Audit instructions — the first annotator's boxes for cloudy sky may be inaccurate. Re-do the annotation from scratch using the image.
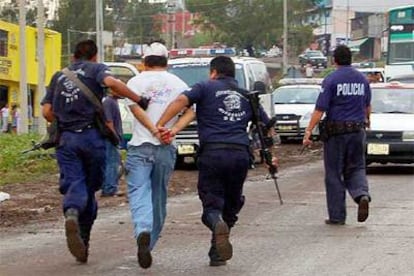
[334,0,413,13]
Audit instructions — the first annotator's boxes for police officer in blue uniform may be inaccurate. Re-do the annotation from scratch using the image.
[303,45,371,225]
[41,40,152,263]
[157,56,270,266]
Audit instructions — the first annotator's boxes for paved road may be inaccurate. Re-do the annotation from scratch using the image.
[1,161,413,276]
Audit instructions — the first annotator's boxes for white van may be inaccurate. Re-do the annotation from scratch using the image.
[167,51,274,164]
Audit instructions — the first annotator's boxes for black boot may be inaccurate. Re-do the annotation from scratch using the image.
[209,243,227,266]
[137,232,152,269]
[213,219,232,261]
[77,224,92,263]
[64,208,87,263]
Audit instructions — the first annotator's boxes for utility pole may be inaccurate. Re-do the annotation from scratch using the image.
[96,0,104,62]
[37,0,46,135]
[167,1,176,49]
[67,29,71,64]
[18,0,28,134]
[345,0,350,45]
[282,0,288,75]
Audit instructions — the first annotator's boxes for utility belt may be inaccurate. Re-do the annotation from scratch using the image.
[64,124,95,133]
[200,143,248,153]
[319,120,365,141]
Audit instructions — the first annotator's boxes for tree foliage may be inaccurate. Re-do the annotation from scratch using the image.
[186,0,316,51]
[0,4,40,27]
[112,0,164,45]
[50,0,165,63]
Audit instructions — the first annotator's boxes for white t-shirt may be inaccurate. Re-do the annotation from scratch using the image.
[1,107,9,118]
[126,70,189,146]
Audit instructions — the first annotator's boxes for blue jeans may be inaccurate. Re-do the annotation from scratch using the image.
[324,130,370,221]
[56,128,105,227]
[125,143,176,250]
[102,140,121,195]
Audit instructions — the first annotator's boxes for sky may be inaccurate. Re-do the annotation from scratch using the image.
[334,0,413,13]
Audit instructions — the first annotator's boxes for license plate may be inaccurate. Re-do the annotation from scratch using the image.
[177,144,195,155]
[367,143,389,155]
[278,125,294,130]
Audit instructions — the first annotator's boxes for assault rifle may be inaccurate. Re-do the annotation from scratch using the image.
[247,81,283,205]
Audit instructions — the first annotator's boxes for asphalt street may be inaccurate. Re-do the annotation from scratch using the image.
[1,161,413,276]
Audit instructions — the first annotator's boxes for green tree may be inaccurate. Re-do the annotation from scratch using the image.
[186,0,315,50]
[0,4,39,27]
[114,0,164,46]
[50,0,114,65]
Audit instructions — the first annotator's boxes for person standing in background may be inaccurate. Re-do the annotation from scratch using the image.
[305,62,314,78]
[101,93,123,197]
[11,104,20,134]
[1,103,9,133]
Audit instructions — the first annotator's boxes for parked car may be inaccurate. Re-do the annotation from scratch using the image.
[167,50,274,165]
[272,79,321,142]
[298,50,327,68]
[366,82,414,165]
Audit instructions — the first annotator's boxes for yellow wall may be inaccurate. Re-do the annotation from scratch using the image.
[0,20,61,117]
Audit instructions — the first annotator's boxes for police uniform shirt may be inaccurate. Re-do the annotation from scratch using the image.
[183,76,266,146]
[42,61,112,131]
[316,66,371,122]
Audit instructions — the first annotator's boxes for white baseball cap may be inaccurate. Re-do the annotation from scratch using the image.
[144,42,168,58]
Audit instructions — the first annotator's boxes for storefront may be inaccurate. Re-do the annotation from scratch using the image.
[0,20,61,130]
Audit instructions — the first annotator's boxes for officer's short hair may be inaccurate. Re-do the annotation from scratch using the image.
[333,45,352,66]
[74,40,98,60]
[210,56,235,78]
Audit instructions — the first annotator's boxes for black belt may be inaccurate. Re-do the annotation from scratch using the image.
[325,121,365,136]
[201,143,248,152]
[72,124,95,133]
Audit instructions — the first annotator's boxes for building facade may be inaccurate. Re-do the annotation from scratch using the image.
[350,12,386,60]
[0,20,61,121]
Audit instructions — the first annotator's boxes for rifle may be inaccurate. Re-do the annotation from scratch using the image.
[21,140,44,154]
[246,81,283,205]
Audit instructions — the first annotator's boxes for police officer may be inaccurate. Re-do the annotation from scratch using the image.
[157,56,270,266]
[303,45,371,225]
[41,40,153,263]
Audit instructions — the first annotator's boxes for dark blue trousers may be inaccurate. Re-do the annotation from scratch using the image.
[197,147,249,230]
[56,128,105,227]
[323,130,370,222]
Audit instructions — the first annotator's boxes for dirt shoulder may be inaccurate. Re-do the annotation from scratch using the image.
[0,143,322,229]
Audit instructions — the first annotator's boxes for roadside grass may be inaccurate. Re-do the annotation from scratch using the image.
[0,133,58,187]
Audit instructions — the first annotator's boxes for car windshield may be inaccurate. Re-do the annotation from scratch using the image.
[273,87,320,104]
[371,88,414,114]
[168,63,246,89]
[108,66,137,83]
